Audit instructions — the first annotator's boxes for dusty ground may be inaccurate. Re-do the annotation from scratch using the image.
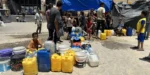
[0,22,150,75]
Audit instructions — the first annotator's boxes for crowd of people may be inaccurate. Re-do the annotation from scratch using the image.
[28,0,150,52]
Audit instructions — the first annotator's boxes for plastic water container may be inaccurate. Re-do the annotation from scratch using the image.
[127,27,132,36]
[100,33,106,40]
[72,27,76,32]
[87,48,95,54]
[107,30,112,36]
[51,54,61,72]
[22,57,38,75]
[111,30,115,36]
[80,37,85,42]
[98,30,101,38]
[122,29,127,36]
[13,46,26,55]
[64,50,76,65]
[132,29,136,36]
[70,32,76,38]
[44,41,55,54]
[0,58,11,72]
[77,33,82,37]
[37,50,51,72]
[0,48,12,57]
[61,55,74,73]
[88,53,99,67]
[75,51,87,63]
[58,45,70,54]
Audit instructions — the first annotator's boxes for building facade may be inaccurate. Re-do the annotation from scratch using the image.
[0,0,56,15]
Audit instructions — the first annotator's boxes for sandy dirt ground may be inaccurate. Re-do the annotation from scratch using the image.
[0,22,150,75]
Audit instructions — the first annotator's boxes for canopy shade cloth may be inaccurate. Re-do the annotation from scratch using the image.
[62,0,113,11]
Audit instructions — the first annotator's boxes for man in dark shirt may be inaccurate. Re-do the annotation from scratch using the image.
[46,3,53,40]
[49,1,63,51]
[80,11,86,31]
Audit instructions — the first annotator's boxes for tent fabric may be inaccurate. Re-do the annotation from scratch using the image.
[62,0,113,11]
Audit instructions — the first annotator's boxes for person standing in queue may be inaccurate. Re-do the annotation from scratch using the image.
[66,13,73,40]
[46,3,53,40]
[96,3,106,38]
[57,9,63,43]
[79,11,86,33]
[49,1,63,51]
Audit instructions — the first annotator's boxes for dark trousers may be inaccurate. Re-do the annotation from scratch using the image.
[53,30,58,52]
[47,28,54,40]
[36,24,42,34]
[53,30,58,44]
[97,20,105,35]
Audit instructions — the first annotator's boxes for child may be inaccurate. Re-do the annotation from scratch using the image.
[66,13,73,40]
[27,32,43,51]
[86,17,93,41]
[115,17,124,36]
[131,11,147,51]
[72,18,77,27]
[106,12,112,29]
[35,11,43,34]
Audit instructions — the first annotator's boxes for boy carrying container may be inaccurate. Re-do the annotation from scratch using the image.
[131,11,147,51]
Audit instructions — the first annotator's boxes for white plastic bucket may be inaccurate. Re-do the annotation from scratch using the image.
[0,58,11,72]
[58,45,70,54]
[75,51,87,63]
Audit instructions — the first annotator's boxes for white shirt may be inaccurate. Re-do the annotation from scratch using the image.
[35,13,43,21]
[41,0,45,5]
[97,7,105,20]
[67,17,72,27]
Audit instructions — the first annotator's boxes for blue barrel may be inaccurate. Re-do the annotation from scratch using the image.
[127,28,132,36]
[37,49,51,72]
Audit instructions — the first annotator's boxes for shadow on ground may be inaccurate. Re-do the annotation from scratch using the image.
[101,40,133,50]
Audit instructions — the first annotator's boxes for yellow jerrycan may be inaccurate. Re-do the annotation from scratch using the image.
[107,30,112,36]
[122,29,127,36]
[64,50,76,65]
[61,55,74,73]
[51,53,62,72]
[22,57,38,75]
[100,33,106,40]
[80,37,85,42]
[104,30,108,36]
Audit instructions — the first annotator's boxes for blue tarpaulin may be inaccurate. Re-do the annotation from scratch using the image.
[62,0,113,11]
